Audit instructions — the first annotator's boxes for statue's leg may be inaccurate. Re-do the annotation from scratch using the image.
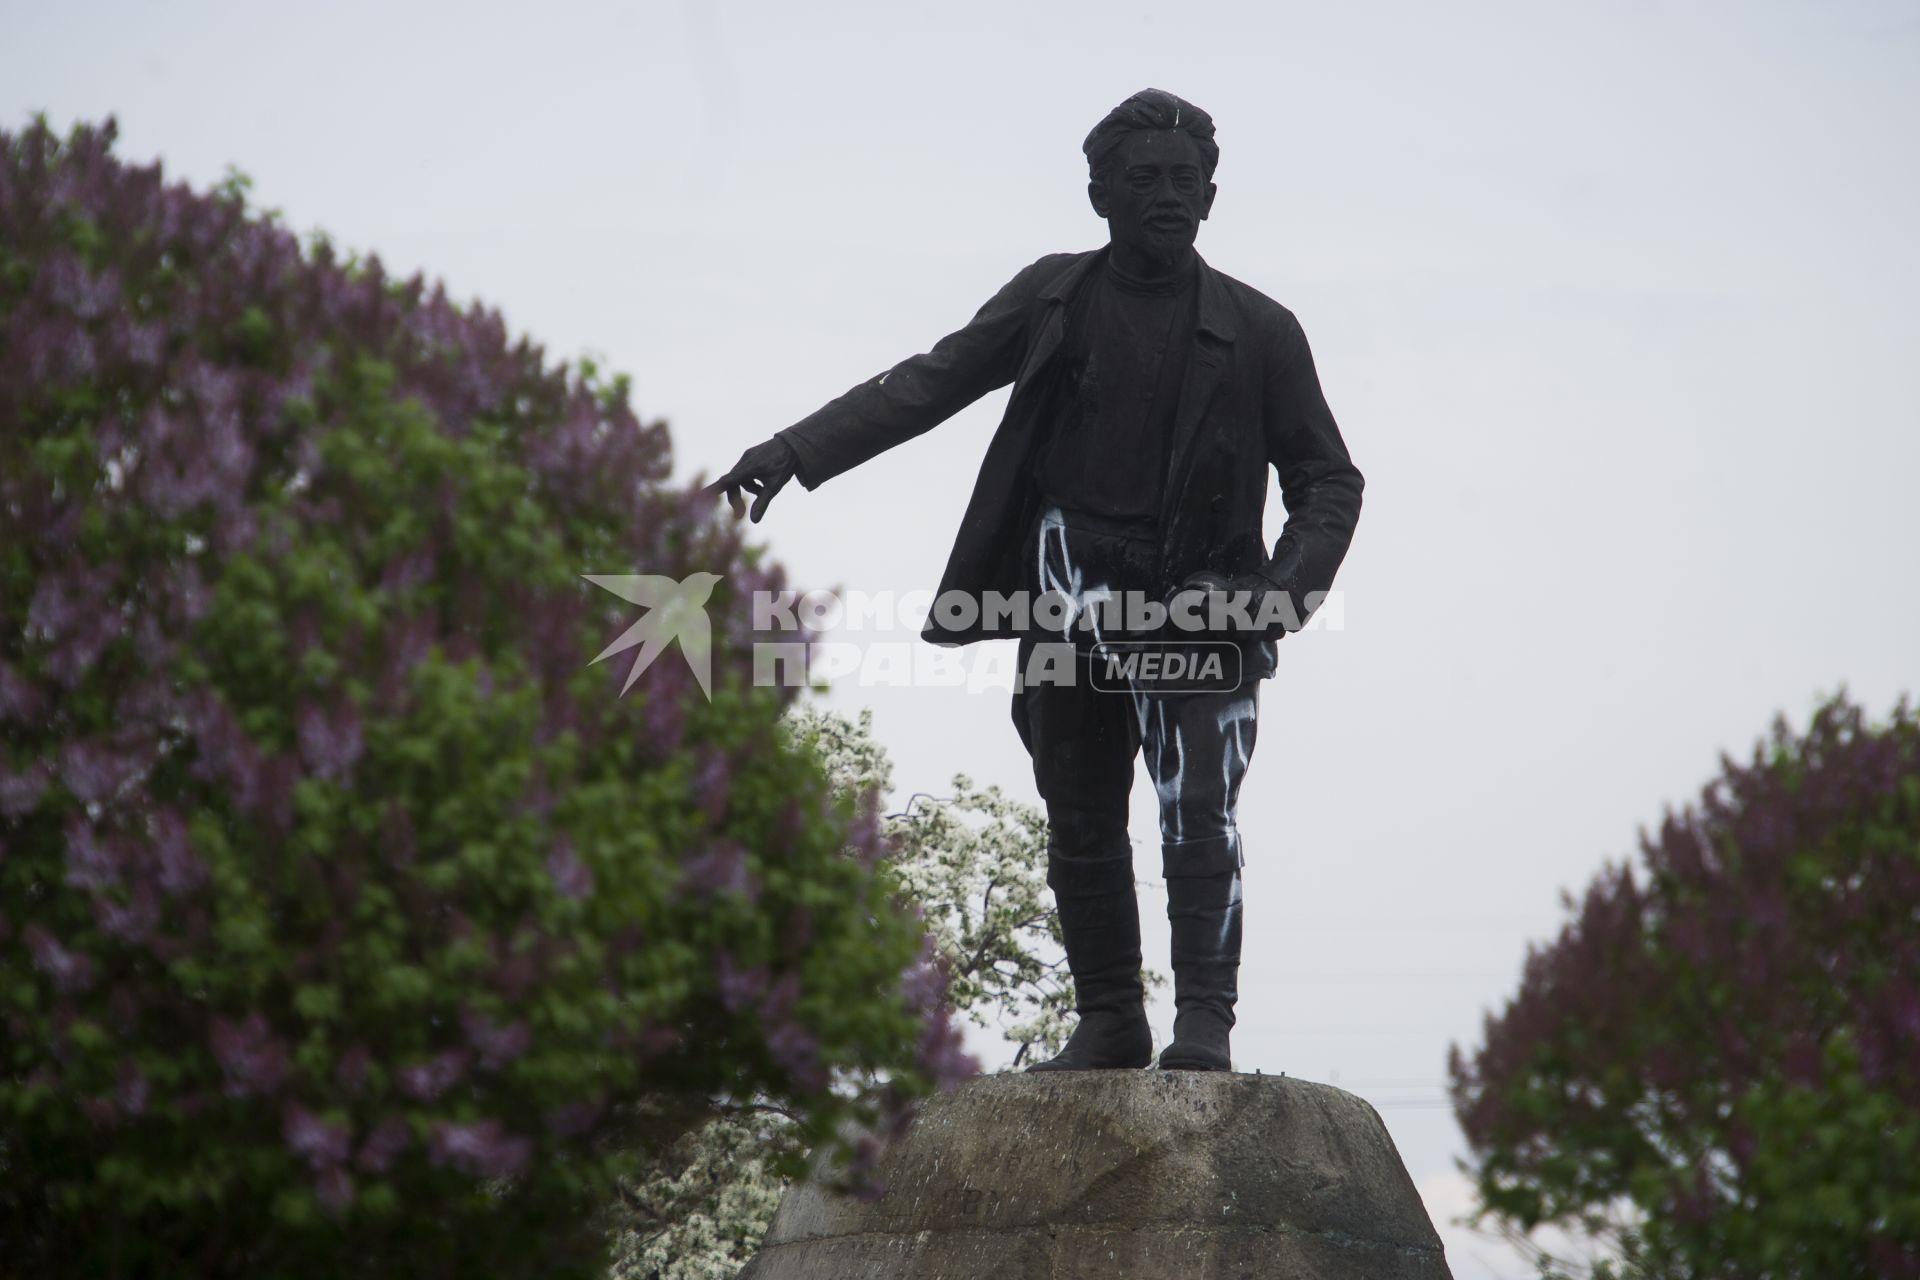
[1140,680,1260,1071]
[1012,642,1152,1072]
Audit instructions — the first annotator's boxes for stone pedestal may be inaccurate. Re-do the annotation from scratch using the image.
[739,1070,1453,1279]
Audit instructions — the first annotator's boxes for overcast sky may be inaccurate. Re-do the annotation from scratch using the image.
[8,0,1917,1273]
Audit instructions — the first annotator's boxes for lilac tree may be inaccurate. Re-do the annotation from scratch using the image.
[1449,693,1920,1278]
[614,704,1168,1277]
[0,117,969,1279]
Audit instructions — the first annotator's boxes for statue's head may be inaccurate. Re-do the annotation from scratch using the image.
[1082,89,1219,263]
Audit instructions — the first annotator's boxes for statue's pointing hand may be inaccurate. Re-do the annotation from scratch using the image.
[707,437,798,523]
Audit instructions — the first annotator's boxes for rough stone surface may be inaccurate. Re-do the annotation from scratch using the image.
[739,1070,1453,1279]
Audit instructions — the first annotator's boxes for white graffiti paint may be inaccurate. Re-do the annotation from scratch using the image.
[1038,506,1259,864]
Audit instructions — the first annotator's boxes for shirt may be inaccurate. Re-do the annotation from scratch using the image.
[1033,254,1199,524]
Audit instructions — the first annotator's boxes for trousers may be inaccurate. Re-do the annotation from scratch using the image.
[1012,504,1259,868]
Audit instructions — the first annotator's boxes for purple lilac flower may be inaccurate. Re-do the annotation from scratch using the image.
[1891,981,1920,1043]
[125,318,163,366]
[716,951,771,1015]
[63,817,123,891]
[516,770,555,821]
[380,611,437,695]
[461,1010,532,1069]
[284,1102,352,1167]
[917,1009,979,1089]
[233,753,299,831]
[25,926,95,994]
[355,1115,411,1173]
[45,605,126,686]
[44,250,120,320]
[545,837,593,900]
[1781,1035,1822,1087]
[296,701,364,782]
[59,326,97,379]
[93,884,159,943]
[639,661,687,754]
[428,1119,532,1180]
[848,793,889,868]
[843,1132,894,1203]
[209,1013,290,1098]
[380,548,436,594]
[62,739,140,806]
[680,839,757,901]
[765,1020,827,1093]
[396,1048,470,1101]
[116,1058,150,1116]
[335,1044,373,1094]
[26,561,117,643]
[692,746,731,824]
[898,943,950,1016]
[0,662,44,721]
[119,674,184,730]
[148,808,208,896]
[286,611,324,660]
[211,505,257,553]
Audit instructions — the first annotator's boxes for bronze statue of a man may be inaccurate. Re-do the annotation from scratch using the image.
[713,89,1363,1072]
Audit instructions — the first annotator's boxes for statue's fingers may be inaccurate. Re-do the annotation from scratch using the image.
[707,457,757,496]
[749,473,786,523]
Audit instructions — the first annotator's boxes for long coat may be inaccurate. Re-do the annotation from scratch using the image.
[776,246,1364,653]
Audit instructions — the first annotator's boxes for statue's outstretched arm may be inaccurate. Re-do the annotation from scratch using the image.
[709,258,1056,522]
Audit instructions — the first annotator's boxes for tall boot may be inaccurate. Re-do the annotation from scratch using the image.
[1027,843,1152,1072]
[1158,835,1243,1072]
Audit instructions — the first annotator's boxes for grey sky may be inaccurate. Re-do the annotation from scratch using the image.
[8,0,1917,1273]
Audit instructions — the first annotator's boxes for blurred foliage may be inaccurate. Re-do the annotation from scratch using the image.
[0,117,969,1279]
[800,703,1086,1063]
[609,704,1168,1277]
[1449,692,1920,1278]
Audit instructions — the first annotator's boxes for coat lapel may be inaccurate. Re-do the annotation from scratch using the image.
[1161,257,1238,519]
[1014,249,1103,391]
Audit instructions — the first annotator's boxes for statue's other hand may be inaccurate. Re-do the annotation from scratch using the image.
[1162,571,1234,640]
[1161,571,1296,643]
[706,436,798,523]
[1230,571,1293,642]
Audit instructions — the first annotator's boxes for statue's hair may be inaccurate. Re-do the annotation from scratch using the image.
[1082,88,1218,182]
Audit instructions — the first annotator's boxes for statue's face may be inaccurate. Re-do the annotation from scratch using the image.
[1089,129,1217,261]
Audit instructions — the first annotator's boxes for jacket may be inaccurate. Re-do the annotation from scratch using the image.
[776,246,1363,652]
